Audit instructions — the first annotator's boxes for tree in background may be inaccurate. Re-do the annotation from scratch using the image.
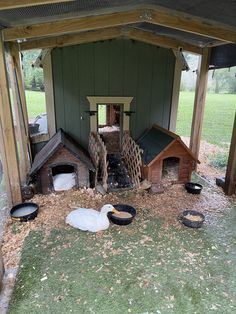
[181,53,236,94]
[210,68,236,94]
[180,53,198,92]
[22,50,44,91]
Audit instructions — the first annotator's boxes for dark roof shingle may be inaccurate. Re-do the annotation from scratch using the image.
[30,129,94,175]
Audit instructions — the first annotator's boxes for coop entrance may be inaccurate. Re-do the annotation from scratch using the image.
[162,157,180,182]
[98,104,122,153]
[51,164,77,191]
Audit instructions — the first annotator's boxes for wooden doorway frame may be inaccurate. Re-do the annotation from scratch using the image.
[87,96,133,133]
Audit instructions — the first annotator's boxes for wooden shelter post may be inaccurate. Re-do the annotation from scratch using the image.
[224,112,236,195]
[169,53,182,132]
[190,48,210,165]
[7,42,31,183]
[43,52,56,138]
[0,32,22,205]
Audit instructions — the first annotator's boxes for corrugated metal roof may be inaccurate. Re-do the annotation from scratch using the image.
[0,1,235,67]
[135,23,217,47]
[151,0,236,28]
[0,0,235,28]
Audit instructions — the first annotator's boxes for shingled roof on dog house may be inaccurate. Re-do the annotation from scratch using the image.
[30,129,95,194]
[137,125,200,184]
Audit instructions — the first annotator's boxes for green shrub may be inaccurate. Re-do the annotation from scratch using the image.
[208,151,228,169]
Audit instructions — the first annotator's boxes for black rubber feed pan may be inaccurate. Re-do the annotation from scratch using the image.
[180,210,205,228]
[185,182,203,194]
[28,123,39,134]
[10,202,39,222]
[108,204,136,225]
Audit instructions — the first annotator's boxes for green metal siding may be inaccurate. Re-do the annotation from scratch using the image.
[52,39,175,148]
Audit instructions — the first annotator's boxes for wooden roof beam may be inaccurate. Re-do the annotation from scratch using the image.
[19,27,202,54]
[19,27,123,50]
[3,7,236,43]
[126,28,202,54]
[0,0,74,10]
[3,9,141,42]
[147,7,236,43]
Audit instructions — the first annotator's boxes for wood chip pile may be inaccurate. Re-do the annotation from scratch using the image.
[2,182,232,271]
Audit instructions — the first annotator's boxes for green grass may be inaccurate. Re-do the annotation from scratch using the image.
[176,91,236,146]
[98,104,107,125]
[25,90,46,119]
[8,195,236,314]
[208,151,229,170]
[25,90,236,147]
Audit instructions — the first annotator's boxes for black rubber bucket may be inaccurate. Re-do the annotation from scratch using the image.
[10,202,39,222]
[28,123,40,134]
[185,182,203,194]
[108,204,136,225]
[180,210,205,228]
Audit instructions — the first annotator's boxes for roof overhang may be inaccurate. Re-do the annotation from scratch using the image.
[0,1,235,67]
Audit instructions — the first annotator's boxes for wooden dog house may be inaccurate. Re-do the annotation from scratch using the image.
[137,125,200,184]
[30,129,95,194]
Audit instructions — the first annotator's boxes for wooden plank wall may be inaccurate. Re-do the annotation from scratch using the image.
[52,39,175,148]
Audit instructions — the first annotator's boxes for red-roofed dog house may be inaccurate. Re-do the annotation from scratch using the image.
[137,125,200,184]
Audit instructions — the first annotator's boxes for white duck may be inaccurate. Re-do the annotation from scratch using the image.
[66,204,120,232]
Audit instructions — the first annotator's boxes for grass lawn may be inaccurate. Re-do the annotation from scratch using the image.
[25,90,46,119]
[8,181,236,314]
[25,90,235,147]
[176,92,236,147]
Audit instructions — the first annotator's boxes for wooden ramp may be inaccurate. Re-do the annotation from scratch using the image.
[107,153,133,191]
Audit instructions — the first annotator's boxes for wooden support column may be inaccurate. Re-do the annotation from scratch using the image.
[0,115,11,202]
[0,33,22,205]
[9,43,30,140]
[190,48,210,164]
[43,52,56,138]
[224,112,236,195]
[169,53,182,132]
[7,43,31,184]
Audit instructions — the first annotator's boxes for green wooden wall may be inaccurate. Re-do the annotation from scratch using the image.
[52,39,175,148]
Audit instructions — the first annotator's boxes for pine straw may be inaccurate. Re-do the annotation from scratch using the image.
[2,184,231,270]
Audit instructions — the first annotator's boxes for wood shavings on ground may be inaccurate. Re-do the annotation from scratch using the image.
[181,137,225,181]
[2,181,232,271]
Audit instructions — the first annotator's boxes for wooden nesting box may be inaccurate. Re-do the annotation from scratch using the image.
[137,125,200,184]
[30,129,95,194]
